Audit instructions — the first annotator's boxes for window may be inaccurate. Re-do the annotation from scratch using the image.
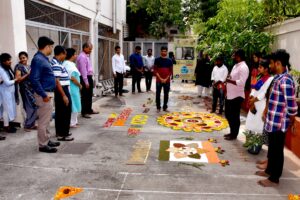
[175,47,194,60]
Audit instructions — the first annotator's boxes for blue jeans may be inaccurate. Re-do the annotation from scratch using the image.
[156,82,170,110]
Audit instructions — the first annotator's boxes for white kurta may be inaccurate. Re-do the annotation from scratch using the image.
[245,76,274,133]
[0,66,16,121]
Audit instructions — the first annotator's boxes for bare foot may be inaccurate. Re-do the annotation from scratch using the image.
[257,179,278,187]
[256,163,268,170]
[256,159,268,165]
[255,170,269,177]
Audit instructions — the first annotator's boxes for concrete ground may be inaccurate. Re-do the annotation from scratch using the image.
[0,79,299,200]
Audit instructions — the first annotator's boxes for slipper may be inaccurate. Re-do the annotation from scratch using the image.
[255,171,269,177]
[257,179,278,187]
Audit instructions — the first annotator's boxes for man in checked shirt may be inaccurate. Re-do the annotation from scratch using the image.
[256,49,298,187]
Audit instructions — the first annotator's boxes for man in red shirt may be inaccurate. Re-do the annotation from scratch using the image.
[154,46,173,112]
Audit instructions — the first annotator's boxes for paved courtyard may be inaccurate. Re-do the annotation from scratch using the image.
[0,79,299,200]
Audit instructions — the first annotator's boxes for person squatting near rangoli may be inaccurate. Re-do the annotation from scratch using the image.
[210,56,228,115]
[256,49,298,187]
[154,46,173,113]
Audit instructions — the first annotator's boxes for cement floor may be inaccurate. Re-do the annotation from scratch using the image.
[0,79,299,200]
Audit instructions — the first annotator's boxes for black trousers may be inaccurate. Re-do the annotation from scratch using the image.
[212,87,225,113]
[114,72,124,96]
[80,75,94,115]
[156,82,170,110]
[132,72,142,92]
[265,131,286,183]
[54,86,72,137]
[225,97,244,137]
[144,71,153,91]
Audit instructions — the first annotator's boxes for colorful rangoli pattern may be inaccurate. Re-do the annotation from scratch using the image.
[159,140,220,163]
[157,112,228,132]
[112,108,133,126]
[103,113,118,128]
[128,114,149,137]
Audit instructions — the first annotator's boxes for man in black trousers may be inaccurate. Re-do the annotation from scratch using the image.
[129,46,144,93]
[51,46,74,141]
[112,46,126,97]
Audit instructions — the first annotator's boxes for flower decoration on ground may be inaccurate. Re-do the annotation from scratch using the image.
[157,112,228,132]
[220,160,230,167]
[215,147,225,154]
[289,194,300,200]
[208,138,217,143]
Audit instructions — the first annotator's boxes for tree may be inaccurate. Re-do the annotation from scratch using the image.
[198,0,274,64]
[127,0,185,38]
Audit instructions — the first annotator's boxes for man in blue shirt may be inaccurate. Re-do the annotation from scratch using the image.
[30,36,60,153]
[129,46,144,93]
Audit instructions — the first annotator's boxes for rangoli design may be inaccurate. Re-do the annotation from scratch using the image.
[112,108,133,126]
[128,114,149,137]
[103,113,118,128]
[159,140,220,163]
[157,112,228,132]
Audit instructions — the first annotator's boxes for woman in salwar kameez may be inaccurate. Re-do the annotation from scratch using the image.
[15,51,37,131]
[0,53,20,133]
[63,48,82,128]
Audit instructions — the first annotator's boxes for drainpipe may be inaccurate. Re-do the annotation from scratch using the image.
[112,0,116,34]
[94,0,101,83]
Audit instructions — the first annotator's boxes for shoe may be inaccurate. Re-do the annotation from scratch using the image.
[39,145,57,153]
[4,127,17,133]
[82,114,91,118]
[163,108,169,112]
[157,109,161,113]
[67,133,72,136]
[119,94,125,97]
[0,136,6,140]
[224,135,237,140]
[138,91,144,93]
[57,136,74,141]
[89,111,99,115]
[48,140,60,147]
[30,125,38,130]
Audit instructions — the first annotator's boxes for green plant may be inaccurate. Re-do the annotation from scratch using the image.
[243,131,264,148]
[197,0,274,62]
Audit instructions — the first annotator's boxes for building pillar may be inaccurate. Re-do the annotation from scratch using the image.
[0,0,27,62]
[89,19,99,83]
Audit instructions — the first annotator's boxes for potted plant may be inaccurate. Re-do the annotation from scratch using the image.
[243,131,264,155]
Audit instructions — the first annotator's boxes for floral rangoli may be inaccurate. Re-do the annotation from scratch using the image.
[157,112,228,132]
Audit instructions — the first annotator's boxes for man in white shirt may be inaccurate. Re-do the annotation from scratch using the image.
[112,46,126,97]
[211,56,228,114]
[143,49,155,92]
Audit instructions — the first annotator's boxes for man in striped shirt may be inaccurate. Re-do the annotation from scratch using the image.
[52,46,74,141]
[256,49,298,187]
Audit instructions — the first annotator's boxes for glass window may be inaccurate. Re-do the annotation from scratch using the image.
[175,47,194,60]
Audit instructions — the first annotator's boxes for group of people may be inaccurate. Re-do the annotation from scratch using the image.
[112,45,173,112]
[0,36,99,154]
[202,49,297,187]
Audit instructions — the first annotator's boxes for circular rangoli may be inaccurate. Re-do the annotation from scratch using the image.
[157,112,228,132]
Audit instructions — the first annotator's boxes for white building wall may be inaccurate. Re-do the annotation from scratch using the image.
[266,17,300,71]
[0,0,27,63]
